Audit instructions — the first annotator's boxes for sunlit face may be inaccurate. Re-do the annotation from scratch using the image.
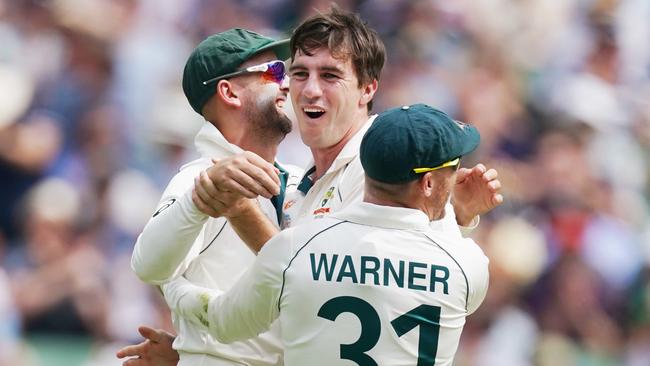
[235,51,292,136]
[289,47,370,149]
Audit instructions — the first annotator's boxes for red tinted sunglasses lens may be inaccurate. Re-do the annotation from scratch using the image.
[261,61,285,83]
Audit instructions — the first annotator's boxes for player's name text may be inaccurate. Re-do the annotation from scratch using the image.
[309,253,450,294]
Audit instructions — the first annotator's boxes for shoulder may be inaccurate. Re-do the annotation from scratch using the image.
[268,217,344,253]
[427,232,489,280]
[159,158,211,199]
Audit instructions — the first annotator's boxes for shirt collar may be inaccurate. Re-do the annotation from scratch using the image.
[331,201,431,232]
[298,114,377,189]
[194,123,243,159]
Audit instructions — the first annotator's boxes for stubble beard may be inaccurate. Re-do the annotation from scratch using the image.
[246,95,293,142]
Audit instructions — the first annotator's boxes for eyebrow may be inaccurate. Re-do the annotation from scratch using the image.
[289,64,344,74]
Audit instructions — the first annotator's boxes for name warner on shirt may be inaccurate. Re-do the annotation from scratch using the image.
[309,253,451,294]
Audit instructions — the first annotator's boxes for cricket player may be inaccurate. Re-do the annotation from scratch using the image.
[191,7,502,246]
[119,7,502,366]
[164,103,490,366]
[129,29,301,366]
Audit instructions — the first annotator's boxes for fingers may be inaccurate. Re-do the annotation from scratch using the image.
[194,175,223,209]
[138,326,162,343]
[116,343,145,358]
[226,154,280,198]
[207,153,280,199]
[492,193,504,205]
[472,163,487,175]
[455,167,472,184]
[192,188,221,217]
[487,179,501,191]
[243,151,280,185]
[482,168,498,182]
[197,171,220,200]
[215,167,274,198]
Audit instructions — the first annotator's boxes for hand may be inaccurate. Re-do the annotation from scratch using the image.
[452,163,503,226]
[192,152,279,218]
[208,152,280,199]
[116,326,179,366]
[193,170,260,218]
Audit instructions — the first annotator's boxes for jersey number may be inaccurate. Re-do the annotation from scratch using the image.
[317,296,441,366]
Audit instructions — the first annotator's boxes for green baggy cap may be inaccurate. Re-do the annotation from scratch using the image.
[360,103,480,184]
[183,28,290,115]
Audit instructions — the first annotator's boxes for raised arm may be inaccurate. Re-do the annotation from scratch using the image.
[452,163,503,226]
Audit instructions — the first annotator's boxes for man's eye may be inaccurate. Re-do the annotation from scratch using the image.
[323,73,339,80]
[290,71,308,78]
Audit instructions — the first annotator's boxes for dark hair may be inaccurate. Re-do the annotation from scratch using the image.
[290,6,386,110]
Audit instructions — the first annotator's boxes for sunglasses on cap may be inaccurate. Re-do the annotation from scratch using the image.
[202,60,286,86]
[413,157,461,174]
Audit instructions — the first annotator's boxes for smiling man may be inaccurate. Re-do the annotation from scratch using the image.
[202,8,500,234]
[119,7,502,366]
[165,103,490,366]
[127,29,300,366]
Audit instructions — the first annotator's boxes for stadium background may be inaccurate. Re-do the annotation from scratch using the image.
[0,0,649,365]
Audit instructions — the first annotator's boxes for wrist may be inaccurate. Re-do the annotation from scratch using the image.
[226,199,260,219]
[452,201,475,227]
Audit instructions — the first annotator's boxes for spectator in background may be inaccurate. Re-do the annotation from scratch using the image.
[4,178,108,336]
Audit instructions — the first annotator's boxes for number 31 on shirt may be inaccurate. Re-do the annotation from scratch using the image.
[318,296,442,366]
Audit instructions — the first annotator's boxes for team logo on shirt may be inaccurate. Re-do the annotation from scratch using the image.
[283,199,296,210]
[312,207,331,217]
[320,186,335,207]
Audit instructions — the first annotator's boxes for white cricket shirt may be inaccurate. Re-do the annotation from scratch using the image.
[164,202,489,366]
[281,115,472,236]
[131,123,301,366]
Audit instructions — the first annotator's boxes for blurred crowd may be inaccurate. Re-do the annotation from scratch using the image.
[0,0,648,365]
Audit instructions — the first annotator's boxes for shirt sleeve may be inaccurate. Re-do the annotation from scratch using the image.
[459,215,480,237]
[462,238,490,315]
[162,229,294,343]
[131,161,210,284]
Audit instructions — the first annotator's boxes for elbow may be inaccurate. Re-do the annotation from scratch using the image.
[130,249,172,285]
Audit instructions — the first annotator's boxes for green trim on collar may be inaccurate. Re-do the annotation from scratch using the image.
[270,162,289,224]
[297,166,316,194]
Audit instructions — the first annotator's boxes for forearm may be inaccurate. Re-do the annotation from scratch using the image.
[452,201,477,227]
[228,202,279,254]
[132,189,208,284]
[163,246,283,344]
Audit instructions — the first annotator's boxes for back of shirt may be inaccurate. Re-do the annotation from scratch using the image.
[278,215,489,366]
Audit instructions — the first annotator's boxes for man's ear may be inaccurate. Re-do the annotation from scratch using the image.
[360,79,378,106]
[216,79,242,108]
[419,172,436,198]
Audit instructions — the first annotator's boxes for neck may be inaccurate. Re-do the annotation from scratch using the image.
[209,119,282,163]
[238,133,281,162]
[311,114,368,180]
[363,178,437,221]
[363,194,412,210]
